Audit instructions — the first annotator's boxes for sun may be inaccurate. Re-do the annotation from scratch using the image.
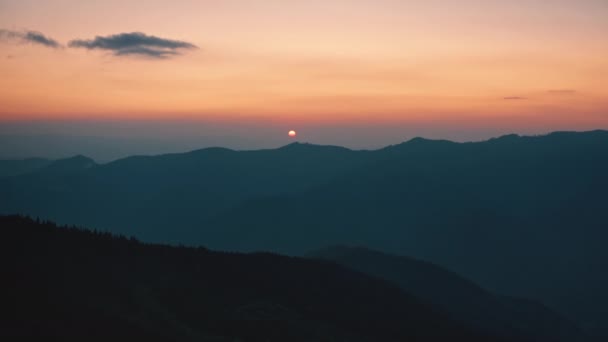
[288,130,297,138]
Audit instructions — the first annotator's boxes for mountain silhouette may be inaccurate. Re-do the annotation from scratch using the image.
[1,130,608,338]
[204,130,608,338]
[2,215,506,342]
[308,245,587,342]
[0,157,50,178]
[35,155,97,175]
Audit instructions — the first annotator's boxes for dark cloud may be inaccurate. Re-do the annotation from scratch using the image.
[115,46,180,58]
[68,32,197,59]
[23,31,62,48]
[503,96,527,100]
[548,89,576,95]
[0,29,61,48]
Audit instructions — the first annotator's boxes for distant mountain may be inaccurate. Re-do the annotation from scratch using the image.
[26,155,98,179]
[1,215,503,341]
[308,245,587,342]
[1,130,608,338]
[0,157,50,178]
[38,154,97,172]
[0,143,367,241]
[205,130,608,338]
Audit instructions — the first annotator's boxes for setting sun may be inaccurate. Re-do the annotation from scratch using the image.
[288,130,297,138]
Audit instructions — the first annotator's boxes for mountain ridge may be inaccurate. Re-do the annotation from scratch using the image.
[1,129,607,338]
[6,130,607,169]
[307,245,587,342]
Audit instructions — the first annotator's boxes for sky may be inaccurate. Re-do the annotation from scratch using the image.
[0,0,607,159]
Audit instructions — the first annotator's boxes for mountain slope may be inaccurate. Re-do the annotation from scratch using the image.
[204,131,608,338]
[0,143,368,241]
[308,246,587,342]
[0,157,51,178]
[1,215,502,342]
[1,130,608,338]
[35,154,97,175]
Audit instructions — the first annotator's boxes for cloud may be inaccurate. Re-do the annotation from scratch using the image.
[548,89,576,95]
[114,46,180,58]
[68,32,197,59]
[0,29,61,48]
[503,96,527,100]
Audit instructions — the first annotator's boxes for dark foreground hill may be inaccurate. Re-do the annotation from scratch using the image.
[308,246,587,342]
[1,215,503,342]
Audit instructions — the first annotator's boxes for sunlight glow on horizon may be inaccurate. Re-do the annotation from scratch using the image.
[0,0,606,132]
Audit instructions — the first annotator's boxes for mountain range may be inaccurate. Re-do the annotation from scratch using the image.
[2,130,607,338]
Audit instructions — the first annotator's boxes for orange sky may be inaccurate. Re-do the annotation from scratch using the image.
[1,0,607,129]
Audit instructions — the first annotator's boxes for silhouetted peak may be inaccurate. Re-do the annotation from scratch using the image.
[488,134,521,143]
[278,142,351,153]
[40,155,97,174]
[279,142,318,149]
[407,137,433,144]
[53,155,95,167]
[184,146,236,158]
[188,146,235,154]
[546,130,608,139]
[382,137,456,152]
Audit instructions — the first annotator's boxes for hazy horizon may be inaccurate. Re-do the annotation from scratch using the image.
[2,1,606,161]
[2,119,606,161]
[1,1,607,146]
